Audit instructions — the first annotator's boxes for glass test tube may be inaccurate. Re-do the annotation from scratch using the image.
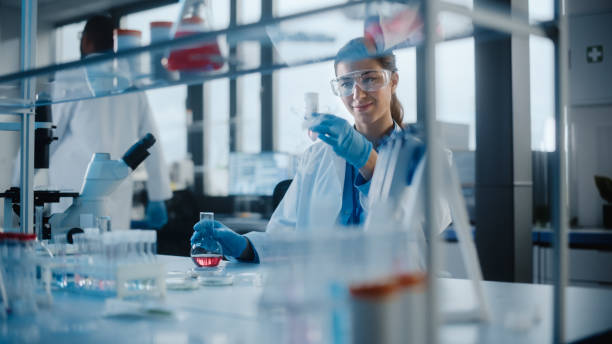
[200,212,214,227]
[96,216,111,232]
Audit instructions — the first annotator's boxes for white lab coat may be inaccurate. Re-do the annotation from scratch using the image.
[246,140,453,262]
[46,92,172,229]
[246,142,347,260]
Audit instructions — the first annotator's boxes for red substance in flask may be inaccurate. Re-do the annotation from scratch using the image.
[166,31,224,71]
[192,254,222,267]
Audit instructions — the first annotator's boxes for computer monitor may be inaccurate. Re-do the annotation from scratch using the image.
[228,152,298,196]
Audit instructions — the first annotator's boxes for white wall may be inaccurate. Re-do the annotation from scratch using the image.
[568,0,612,227]
[569,108,612,227]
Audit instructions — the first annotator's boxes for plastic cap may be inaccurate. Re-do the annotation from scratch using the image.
[0,232,12,240]
[350,279,399,299]
[0,232,35,241]
[395,272,426,287]
[181,16,204,24]
[114,29,142,37]
[150,21,173,28]
[22,234,37,241]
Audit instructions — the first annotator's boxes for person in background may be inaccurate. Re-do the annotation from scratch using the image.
[191,37,451,262]
[48,14,172,230]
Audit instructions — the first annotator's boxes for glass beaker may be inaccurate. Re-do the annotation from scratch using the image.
[166,0,224,72]
[190,212,223,268]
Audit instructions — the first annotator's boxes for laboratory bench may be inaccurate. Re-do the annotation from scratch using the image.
[443,227,612,250]
[443,227,612,287]
[2,255,611,343]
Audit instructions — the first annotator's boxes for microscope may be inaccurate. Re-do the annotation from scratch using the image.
[1,104,157,241]
[48,133,157,238]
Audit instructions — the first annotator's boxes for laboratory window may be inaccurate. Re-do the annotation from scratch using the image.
[529,0,555,228]
[235,41,262,153]
[122,4,189,165]
[205,78,230,196]
[394,47,417,124]
[238,73,262,153]
[55,21,85,63]
[275,0,348,17]
[529,36,555,152]
[528,0,555,152]
[436,37,476,150]
[275,62,343,155]
[238,0,261,25]
[434,37,475,221]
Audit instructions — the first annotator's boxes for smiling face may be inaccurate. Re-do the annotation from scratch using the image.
[335,58,398,131]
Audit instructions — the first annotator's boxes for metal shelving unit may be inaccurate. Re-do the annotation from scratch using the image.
[1,0,568,342]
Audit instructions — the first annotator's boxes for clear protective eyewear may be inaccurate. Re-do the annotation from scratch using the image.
[330,69,393,97]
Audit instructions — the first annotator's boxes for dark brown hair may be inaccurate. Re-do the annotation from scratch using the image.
[82,14,114,55]
[333,37,404,128]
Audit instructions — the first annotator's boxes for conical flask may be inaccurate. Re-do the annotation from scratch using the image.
[167,0,224,72]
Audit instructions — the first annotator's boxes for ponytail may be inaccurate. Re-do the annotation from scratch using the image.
[390,93,404,128]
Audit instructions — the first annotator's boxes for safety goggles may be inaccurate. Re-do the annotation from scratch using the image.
[330,69,393,97]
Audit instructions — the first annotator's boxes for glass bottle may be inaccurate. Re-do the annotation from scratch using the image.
[166,0,224,72]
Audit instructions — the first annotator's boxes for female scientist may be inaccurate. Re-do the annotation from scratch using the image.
[191,37,438,262]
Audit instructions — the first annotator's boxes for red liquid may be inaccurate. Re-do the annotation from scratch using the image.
[167,31,224,71]
[192,254,222,267]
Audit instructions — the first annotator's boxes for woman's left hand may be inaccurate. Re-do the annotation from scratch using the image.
[310,114,373,168]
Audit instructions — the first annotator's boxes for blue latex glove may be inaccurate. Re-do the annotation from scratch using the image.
[310,114,373,168]
[190,220,248,259]
[131,201,168,229]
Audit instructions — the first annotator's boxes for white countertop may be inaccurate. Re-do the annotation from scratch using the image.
[2,255,611,343]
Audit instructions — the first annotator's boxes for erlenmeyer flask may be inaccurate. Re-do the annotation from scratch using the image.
[190,212,223,267]
[167,0,224,72]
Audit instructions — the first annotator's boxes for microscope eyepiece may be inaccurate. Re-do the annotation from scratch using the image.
[121,133,156,170]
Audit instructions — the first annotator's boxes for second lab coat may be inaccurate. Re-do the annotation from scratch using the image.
[48,92,172,229]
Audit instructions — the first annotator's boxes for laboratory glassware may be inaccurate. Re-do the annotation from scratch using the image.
[166,0,224,72]
[150,21,173,79]
[114,29,142,87]
[350,279,403,344]
[302,92,319,142]
[0,233,38,315]
[190,212,223,268]
[96,216,111,232]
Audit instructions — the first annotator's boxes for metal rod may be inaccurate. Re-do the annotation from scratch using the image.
[0,122,51,131]
[19,0,37,234]
[424,0,441,343]
[552,0,569,342]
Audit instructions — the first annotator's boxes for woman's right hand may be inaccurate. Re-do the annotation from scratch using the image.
[310,114,373,168]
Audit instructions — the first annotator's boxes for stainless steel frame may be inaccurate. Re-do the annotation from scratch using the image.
[19,0,37,235]
[12,0,569,341]
[425,0,568,342]
[553,0,569,342]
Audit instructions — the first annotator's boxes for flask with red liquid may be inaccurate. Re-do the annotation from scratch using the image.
[190,212,223,268]
[166,0,224,72]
